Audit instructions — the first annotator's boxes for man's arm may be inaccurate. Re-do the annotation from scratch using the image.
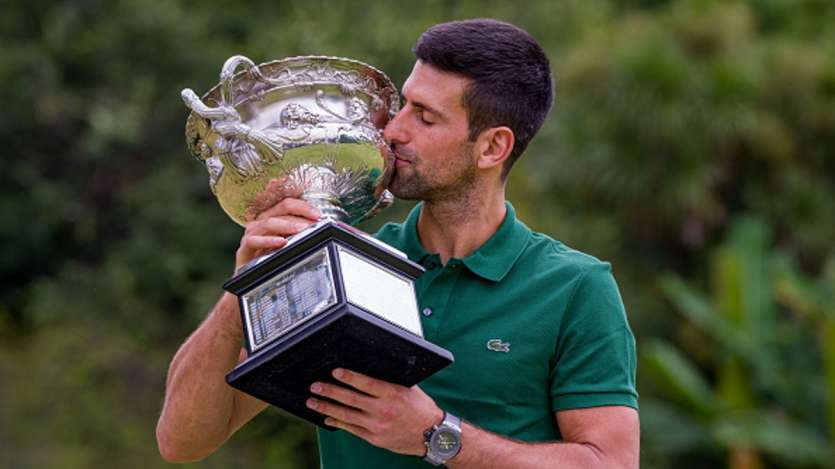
[446,407,639,469]
[156,198,319,462]
[307,369,639,469]
[156,293,268,462]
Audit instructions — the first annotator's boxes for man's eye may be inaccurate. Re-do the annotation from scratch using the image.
[419,111,434,125]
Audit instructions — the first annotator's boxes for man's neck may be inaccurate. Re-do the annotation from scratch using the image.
[416,184,507,265]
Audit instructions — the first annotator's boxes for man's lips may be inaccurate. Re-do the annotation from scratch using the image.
[395,155,411,167]
[394,152,413,168]
[391,144,416,169]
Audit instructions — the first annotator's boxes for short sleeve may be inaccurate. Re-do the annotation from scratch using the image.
[550,262,638,411]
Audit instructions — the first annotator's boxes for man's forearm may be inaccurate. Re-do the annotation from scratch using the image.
[447,422,598,469]
[447,420,637,469]
[156,293,255,462]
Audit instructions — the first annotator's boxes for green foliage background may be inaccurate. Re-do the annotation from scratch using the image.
[1,0,833,468]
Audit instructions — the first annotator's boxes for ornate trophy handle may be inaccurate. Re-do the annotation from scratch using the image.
[180,88,236,121]
[220,55,260,106]
[181,55,264,128]
[221,54,309,106]
[182,55,287,177]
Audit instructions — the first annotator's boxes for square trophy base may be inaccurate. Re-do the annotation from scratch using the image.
[223,220,454,429]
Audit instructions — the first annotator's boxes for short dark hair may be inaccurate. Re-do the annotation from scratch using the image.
[414,19,554,179]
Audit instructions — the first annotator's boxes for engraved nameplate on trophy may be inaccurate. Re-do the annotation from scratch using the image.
[242,247,338,351]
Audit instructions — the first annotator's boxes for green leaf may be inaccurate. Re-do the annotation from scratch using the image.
[641,339,719,416]
[658,274,753,357]
[711,411,833,466]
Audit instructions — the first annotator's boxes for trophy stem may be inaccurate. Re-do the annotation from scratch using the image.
[303,193,348,222]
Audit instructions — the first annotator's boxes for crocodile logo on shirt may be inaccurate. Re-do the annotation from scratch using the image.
[486,339,510,353]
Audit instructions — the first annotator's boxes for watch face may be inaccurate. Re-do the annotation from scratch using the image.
[434,430,459,454]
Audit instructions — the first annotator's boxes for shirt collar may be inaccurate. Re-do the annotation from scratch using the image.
[398,201,531,282]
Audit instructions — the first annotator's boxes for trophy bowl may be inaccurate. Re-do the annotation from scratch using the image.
[181,55,453,429]
[182,55,400,225]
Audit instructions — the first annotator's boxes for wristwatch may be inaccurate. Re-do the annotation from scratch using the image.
[423,411,462,466]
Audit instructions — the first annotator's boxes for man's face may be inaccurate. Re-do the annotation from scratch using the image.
[383,61,476,201]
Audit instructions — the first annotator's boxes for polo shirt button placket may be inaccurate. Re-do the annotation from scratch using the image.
[422,307,433,317]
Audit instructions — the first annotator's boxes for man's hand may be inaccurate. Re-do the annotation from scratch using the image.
[235,197,321,270]
[306,368,444,456]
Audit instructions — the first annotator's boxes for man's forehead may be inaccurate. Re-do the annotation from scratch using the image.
[401,61,469,112]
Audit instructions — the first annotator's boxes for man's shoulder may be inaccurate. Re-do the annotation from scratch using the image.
[520,228,611,278]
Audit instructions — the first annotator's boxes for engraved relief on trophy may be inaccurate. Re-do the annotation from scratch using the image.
[278,103,322,130]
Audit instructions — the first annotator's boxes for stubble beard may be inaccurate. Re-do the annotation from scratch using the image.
[389,141,478,204]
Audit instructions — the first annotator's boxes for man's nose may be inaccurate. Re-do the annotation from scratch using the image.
[383,108,408,144]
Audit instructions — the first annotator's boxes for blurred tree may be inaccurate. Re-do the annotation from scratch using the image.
[528,0,835,336]
[644,218,831,467]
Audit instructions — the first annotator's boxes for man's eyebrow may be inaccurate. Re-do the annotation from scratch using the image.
[409,99,444,118]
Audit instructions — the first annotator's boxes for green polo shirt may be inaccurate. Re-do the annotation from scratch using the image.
[317,202,637,468]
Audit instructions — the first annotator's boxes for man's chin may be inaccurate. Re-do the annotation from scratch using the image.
[387,185,416,201]
[387,177,421,201]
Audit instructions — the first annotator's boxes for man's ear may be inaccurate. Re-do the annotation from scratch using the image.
[475,126,515,170]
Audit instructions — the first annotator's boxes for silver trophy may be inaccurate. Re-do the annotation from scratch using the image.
[181,55,452,428]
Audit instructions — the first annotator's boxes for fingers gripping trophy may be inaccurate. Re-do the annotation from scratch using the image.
[181,55,453,428]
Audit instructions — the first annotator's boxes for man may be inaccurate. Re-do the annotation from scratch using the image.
[157,19,639,468]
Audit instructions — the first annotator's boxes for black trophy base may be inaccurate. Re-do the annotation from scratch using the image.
[223,220,454,429]
[226,303,453,429]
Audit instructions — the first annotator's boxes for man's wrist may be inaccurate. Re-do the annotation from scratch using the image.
[422,411,463,466]
[212,292,244,343]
